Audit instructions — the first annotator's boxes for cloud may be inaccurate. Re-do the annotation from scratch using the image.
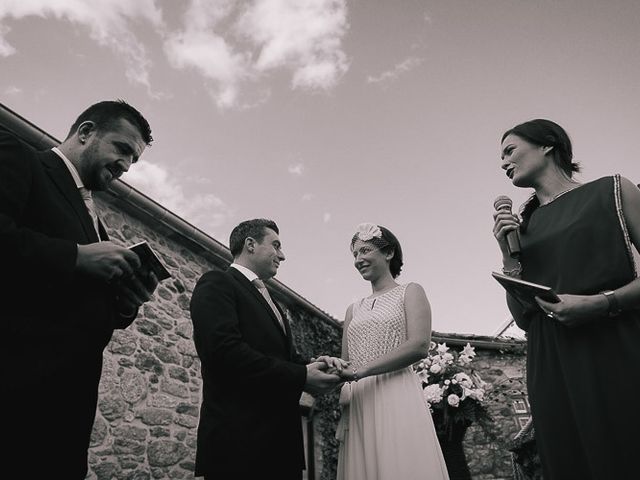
[0,0,349,108]
[237,0,350,90]
[165,26,250,109]
[301,193,314,201]
[288,163,304,176]
[0,0,163,88]
[3,85,22,95]
[367,56,423,85]
[323,212,331,223]
[164,0,349,108]
[123,161,234,235]
[0,24,16,56]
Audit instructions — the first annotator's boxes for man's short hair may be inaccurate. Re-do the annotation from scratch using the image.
[229,219,279,257]
[66,99,153,145]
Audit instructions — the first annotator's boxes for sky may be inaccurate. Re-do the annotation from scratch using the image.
[1,0,639,337]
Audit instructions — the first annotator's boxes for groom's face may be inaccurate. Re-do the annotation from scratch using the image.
[250,228,285,279]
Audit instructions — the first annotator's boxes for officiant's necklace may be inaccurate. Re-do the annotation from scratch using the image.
[539,182,581,206]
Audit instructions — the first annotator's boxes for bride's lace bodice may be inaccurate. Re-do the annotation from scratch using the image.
[347,284,408,369]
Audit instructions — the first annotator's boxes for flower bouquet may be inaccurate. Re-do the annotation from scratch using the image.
[414,342,494,441]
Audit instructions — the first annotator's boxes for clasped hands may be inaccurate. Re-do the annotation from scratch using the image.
[304,354,357,396]
[311,355,357,380]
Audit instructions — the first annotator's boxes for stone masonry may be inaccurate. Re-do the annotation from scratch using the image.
[0,103,529,480]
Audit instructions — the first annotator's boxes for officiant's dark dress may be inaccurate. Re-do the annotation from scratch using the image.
[509,175,640,480]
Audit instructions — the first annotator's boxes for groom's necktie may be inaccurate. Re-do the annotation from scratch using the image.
[79,186,100,237]
[252,278,286,332]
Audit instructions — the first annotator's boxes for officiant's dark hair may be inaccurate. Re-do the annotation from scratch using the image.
[501,119,578,176]
[502,119,579,232]
[379,226,404,278]
[229,218,279,257]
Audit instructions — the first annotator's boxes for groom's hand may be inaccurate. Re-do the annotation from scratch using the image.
[304,362,342,395]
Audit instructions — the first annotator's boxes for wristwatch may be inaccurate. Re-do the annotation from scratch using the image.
[601,290,621,317]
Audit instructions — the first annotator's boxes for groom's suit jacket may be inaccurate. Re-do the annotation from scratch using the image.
[190,266,309,478]
[0,129,137,476]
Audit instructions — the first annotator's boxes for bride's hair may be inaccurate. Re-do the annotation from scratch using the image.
[379,226,404,278]
[351,224,404,278]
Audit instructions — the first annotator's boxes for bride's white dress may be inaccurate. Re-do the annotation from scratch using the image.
[337,284,450,480]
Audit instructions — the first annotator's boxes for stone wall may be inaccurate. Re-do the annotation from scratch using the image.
[2,105,531,480]
[86,195,343,480]
[89,194,530,480]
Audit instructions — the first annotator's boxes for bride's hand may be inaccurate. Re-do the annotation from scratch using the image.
[311,355,349,374]
[339,366,358,381]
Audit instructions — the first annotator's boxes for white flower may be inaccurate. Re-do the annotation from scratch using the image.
[442,353,454,364]
[453,372,473,389]
[458,354,472,366]
[436,343,449,355]
[423,384,444,404]
[447,394,461,407]
[417,369,429,382]
[354,223,382,241]
[429,364,442,374]
[461,342,476,358]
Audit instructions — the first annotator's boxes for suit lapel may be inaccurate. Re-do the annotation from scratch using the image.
[40,150,100,242]
[229,268,289,338]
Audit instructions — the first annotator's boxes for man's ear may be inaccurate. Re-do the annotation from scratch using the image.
[76,121,97,144]
[245,237,256,253]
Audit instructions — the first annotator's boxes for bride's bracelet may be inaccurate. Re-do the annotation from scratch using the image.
[352,367,359,382]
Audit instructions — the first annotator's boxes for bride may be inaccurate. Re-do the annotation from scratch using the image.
[319,223,449,480]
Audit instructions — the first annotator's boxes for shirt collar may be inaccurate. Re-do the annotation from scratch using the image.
[51,147,85,190]
[230,263,259,282]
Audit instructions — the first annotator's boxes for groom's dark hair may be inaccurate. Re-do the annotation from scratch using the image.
[229,218,279,257]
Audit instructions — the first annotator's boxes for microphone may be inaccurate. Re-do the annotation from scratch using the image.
[494,195,521,258]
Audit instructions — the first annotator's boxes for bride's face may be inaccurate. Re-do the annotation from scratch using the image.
[351,239,391,281]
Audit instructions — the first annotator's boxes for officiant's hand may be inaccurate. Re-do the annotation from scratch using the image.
[536,293,609,327]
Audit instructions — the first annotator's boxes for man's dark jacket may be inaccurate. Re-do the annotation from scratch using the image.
[190,267,308,478]
[0,130,136,478]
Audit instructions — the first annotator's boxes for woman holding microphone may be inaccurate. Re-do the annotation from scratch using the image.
[493,118,640,480]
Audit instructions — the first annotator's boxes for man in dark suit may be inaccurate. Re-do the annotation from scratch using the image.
[0,100,159,478]
[190,218,343,480]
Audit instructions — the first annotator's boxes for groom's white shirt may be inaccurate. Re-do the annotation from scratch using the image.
[229,263,258,282]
